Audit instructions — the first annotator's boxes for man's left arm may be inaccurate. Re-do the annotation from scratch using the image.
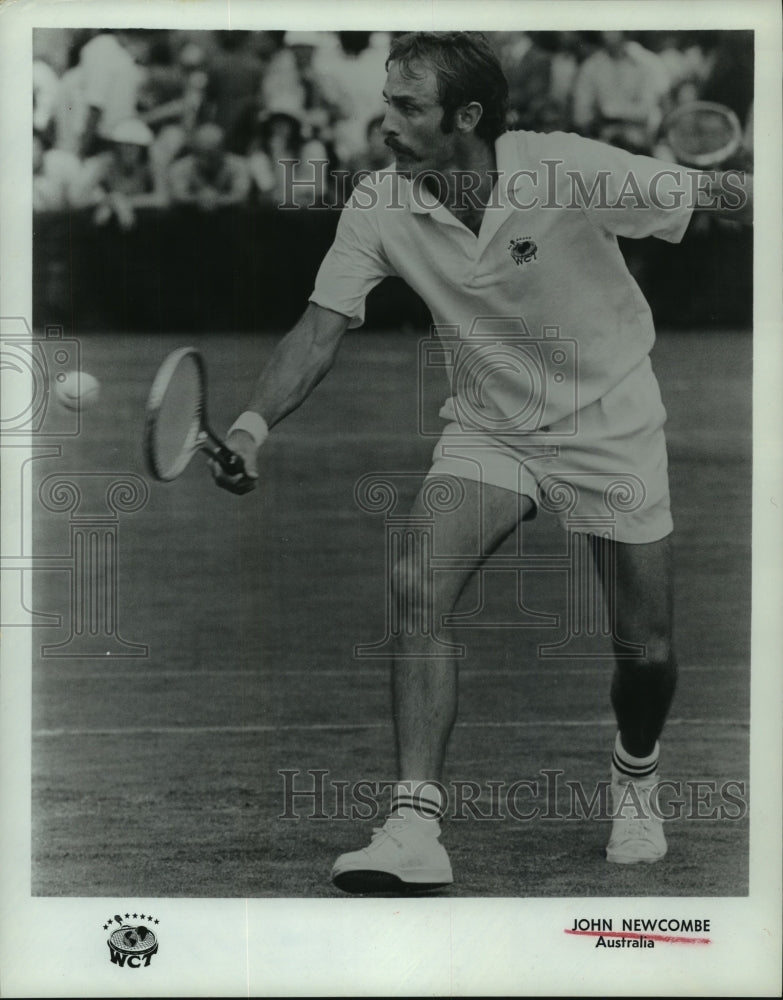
[563,134,754,240]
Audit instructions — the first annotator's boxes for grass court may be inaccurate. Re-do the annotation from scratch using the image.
[31,326,751,898]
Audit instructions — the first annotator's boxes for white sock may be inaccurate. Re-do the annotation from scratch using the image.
[391,780,447,820]
[612,732,659,781]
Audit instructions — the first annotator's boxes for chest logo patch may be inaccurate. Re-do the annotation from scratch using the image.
[508,236,538,266]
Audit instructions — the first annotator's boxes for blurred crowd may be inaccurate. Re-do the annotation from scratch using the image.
[33,28,754,228]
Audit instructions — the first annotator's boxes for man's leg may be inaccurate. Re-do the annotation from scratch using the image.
[391,479,532,782]
[332,478,532,892]
[591,534,677,863]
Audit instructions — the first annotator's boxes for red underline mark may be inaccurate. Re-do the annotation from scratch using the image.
[565,929,711,945]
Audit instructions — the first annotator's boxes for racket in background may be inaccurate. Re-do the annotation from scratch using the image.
[659,100,744,169]
[144,346,248,484]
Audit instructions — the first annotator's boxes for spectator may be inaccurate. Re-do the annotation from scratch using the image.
[346,114,392,179]
[76,30,149,158]
[572,31,670,153]
[494,31,552,131]
[259,37,304,117]
[699,30,754,126]
[203,31,264,152]
[168,123,251,211]
[51,59,87,156]
[320,31,388,164]
[33,129,83,213]
[140,40,211,192]
[73,117,167,230]
[273,32,350,144]
[137,36,187,120]
[33,27,71,77]
[33,56,60,139]
[247,110,331,208]
[545,31,590,132]
[648,33,690,94]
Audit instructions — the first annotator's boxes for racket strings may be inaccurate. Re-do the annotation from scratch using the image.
[662,102,742,167]
[146,350,205,480]
[669,112,735,155]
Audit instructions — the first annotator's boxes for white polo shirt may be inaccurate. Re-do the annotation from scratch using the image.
[310,129,694,432]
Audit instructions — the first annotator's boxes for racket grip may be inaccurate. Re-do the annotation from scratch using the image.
[214,446,246,477]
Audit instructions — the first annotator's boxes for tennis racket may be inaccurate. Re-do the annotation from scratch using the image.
[144,346,246,483]
[659,100,743,169]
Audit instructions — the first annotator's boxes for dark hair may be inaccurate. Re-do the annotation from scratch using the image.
[386,31,508,142]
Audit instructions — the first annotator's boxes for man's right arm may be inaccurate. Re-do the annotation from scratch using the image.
[212,302,350,494]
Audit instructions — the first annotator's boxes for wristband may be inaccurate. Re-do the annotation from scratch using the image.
[227,411,269,449]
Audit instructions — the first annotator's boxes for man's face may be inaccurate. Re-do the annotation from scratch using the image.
[381,59,457,177]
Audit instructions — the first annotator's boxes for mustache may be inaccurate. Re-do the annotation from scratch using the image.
[384,138,417,159]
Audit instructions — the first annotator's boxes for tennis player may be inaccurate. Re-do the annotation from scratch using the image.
[212,32,752,892]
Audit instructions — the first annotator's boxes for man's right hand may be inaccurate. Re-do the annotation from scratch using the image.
[210,429,260,495]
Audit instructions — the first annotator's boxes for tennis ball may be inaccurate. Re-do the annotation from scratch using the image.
[55,370,100,411]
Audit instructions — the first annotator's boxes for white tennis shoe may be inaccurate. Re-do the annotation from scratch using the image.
[606,769,667,864]
[331,811,453,893]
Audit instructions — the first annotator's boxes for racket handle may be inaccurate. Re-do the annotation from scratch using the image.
[213,446,246,477]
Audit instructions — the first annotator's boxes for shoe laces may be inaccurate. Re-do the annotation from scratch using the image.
[369,816,409,848]
[621,813,658,842]
[614,781,659,837]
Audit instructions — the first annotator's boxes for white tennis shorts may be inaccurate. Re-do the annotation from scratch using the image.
[427,357,673,544]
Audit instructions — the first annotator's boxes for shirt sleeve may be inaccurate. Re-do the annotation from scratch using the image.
[552,133,695,242]
[309,180,394,328]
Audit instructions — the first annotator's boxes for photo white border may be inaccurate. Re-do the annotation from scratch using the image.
[2,1,781,995]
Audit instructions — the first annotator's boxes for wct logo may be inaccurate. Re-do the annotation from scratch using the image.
[104,912,159,968]
[508,236,538,265]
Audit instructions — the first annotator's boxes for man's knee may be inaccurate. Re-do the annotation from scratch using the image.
[390,554,458,624]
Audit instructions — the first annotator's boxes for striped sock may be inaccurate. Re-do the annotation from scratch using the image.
[391,781,447,821]
[612,732,659,782]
